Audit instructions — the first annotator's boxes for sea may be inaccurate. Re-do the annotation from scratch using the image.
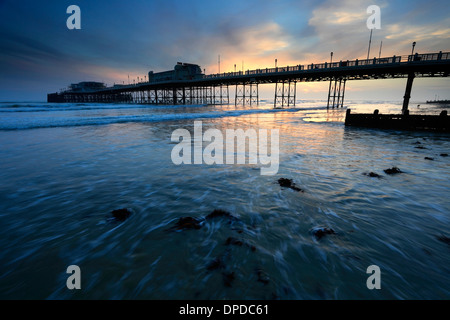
[0,100,449,300]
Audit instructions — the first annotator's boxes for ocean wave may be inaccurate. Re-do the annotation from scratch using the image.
[0,103,209,113]
[0,107,303,130]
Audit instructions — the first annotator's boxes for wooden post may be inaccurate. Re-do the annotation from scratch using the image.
[402,73,415,114]
[327,78,332,108]
[340,79,346,108]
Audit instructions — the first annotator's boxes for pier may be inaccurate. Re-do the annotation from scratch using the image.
[48,51,450,113]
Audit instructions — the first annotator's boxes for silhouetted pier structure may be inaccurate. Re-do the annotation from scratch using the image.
[426,99,450,104]
[48,51,450,113]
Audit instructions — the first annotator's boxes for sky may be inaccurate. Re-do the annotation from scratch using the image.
[0,0,449,102]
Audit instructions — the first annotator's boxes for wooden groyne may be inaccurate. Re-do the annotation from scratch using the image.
[345,109,450,132]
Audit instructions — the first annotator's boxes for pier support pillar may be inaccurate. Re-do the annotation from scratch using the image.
[224,84,230,105]
[150,89,157,104]
[327,78,346,108]
[235,82,258,106]
[173,88,177,105]
[247,83,258,105]
[402,73,415,115]
[214,85,229,105]
[274,80,296,108]
[235,83,244,106]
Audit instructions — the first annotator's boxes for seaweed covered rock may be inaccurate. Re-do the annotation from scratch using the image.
[277,178,304,192]
[363,172,382,178]
[384,167,402,175]
[225,236,256,252]
[206,257,225,271]
[171,217,203,231]
[222,271,235,287]
[256,268,270,285]
[311,227,336,240]
[225,237,244,246]
[111,208,132,222]
[206,209,235,220]
[437,235,450,245]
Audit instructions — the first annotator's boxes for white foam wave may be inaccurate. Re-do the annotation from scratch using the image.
[0,103,208,113]
[0,106,302,130]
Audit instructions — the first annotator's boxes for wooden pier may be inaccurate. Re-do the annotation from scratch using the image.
[48,51,450,111]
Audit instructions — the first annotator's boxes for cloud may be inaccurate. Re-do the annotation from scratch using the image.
[305,0,386,59]
[0,0,449,101]
[385,21,450,43]
[304,0,449,62]
[233,22,289,55]
[199,21,292,72]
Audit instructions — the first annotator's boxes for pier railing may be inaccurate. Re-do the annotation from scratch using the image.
[203,51,449,80]
[80,51,449,88]
[118,52,447,84]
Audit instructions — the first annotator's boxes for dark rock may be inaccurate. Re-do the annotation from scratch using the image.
[363,172,382,178]
[277,178,294,187]
[171,217,202,231]
[413,141,421,145]
[368,172,381,178]
[225,237,256,252]
[424,157,434,161]
[225,237,243,246]
[290,186,304,192]
[311,227,336,240]
[440,153,448,157]
[437,235,450,245]
[278,177,293,187]
[256,268,270,285]
[111,208,132,222]
[206,209,235,220]
[206,257,225,271]
[222,271,235,287]
[384,167,402,175]
[415,146,427,149]
[277,178,304,192]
